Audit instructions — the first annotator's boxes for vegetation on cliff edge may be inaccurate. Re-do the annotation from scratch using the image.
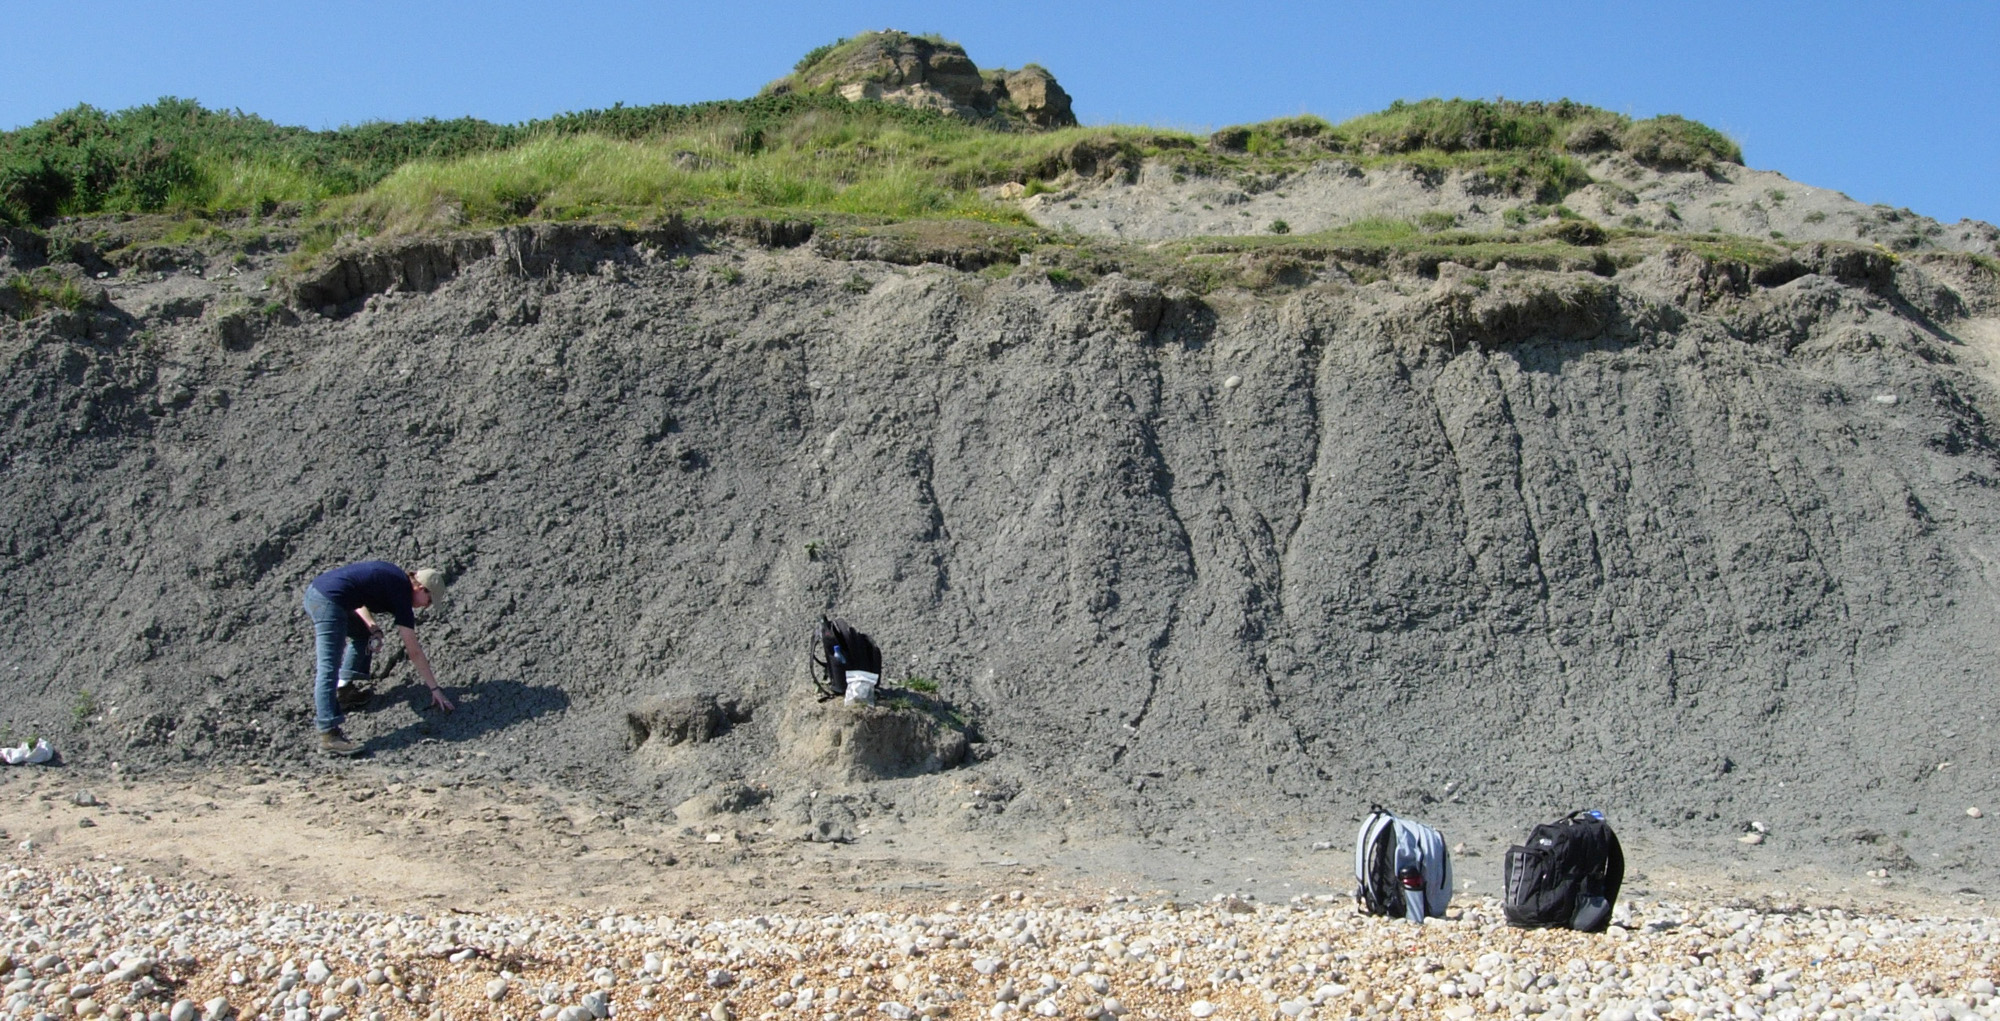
[2,93,1739,239]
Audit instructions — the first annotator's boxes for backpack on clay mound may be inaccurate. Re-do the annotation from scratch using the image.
[1502,809,1625,933]
[1353,804,1453,923]
[810,616,883,703]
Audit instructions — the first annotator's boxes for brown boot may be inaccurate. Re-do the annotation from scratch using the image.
[318,728,362,757]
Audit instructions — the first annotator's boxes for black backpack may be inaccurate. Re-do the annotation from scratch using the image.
[1502,810,1625,932]
[810,616,882,701]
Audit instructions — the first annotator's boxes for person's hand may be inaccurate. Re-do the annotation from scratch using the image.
[367,626,384,656]
[428,686,456,712]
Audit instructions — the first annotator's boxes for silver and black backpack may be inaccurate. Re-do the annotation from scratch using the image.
[1353,804,1453,923]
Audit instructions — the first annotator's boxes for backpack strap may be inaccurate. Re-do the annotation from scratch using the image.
[809,616,844,701]
[1355,806,1401,917]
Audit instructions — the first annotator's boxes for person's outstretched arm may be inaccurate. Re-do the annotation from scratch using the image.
[399,626,456,711]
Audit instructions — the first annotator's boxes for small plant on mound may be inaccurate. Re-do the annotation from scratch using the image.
[878,686,973,735]
[1202,98,1736,204]
[793,38,848,75]
[71,689,97,729]
[3,270,91,320]
[1619,114,1742,171]
[1338,98,1623,155]
[1417,211,1458,233]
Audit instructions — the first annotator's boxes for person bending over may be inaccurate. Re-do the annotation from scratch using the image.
[302,560,456,755]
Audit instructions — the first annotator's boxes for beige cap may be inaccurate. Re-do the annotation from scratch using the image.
[413,568,447,607]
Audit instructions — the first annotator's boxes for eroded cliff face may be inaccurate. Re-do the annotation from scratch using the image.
[4,230,1999,877]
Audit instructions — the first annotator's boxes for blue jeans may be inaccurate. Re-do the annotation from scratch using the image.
[303,585,372,733]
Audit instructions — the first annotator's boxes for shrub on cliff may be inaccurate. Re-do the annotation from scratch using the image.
[1209,98,1741,174]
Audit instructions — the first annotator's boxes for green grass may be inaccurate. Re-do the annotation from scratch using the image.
[2,90,1742,242]
[1674,232,1792,267]
[335,126,1059,231]
[1417,210,1458,232]
[982,216,1650,296]
[1619,115,1742,170]
[880,687,971,733]
[1202,99,1738,196]
[0,91,1764,295]
[5,270,92,320]
[71,689,97,728]
[1344,99,1740,168]
[0,97,521,223]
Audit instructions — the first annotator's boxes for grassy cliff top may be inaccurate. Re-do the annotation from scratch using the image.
[0,94,1736,233]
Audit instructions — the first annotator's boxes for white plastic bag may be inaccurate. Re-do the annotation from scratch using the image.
[843,671,879,705]
[0,739,53,766]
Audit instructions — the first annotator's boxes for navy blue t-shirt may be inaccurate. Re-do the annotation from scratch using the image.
[309,561,417,628]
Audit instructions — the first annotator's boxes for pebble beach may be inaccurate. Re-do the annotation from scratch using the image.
[5,858,1998,1021]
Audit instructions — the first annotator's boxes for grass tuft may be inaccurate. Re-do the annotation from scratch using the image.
[4,269,92,320]
[71,689,97,728]
[1619,115,1742,171]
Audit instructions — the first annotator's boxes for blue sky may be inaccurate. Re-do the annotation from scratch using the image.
[6,1,1995,226]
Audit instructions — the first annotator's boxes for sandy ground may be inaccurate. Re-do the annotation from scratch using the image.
[1954,317,2000,390]
[3,766,1989,923]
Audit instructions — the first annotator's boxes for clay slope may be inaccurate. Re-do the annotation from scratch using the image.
[1022,152,2000,257]
[4,229,2000,885]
